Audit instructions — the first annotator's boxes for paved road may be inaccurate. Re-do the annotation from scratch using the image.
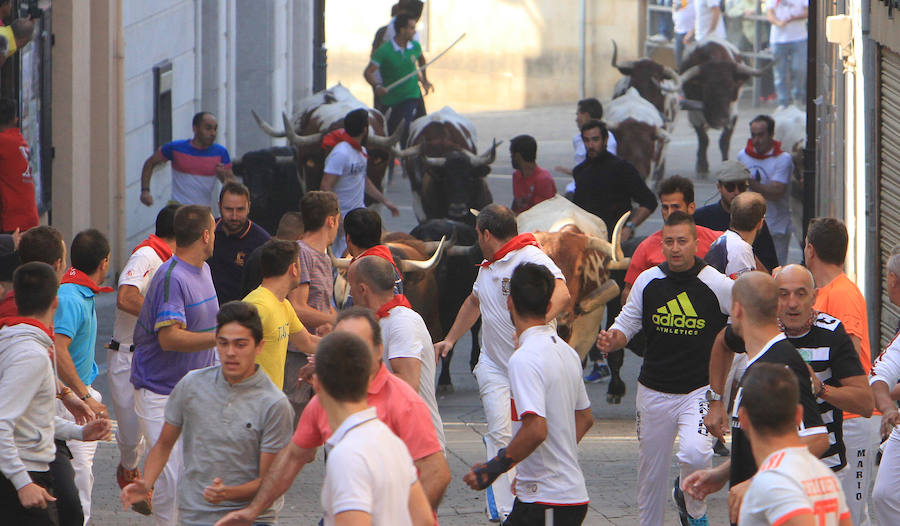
[86,99,824,525]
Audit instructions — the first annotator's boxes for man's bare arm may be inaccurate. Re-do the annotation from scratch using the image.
[288,284,337,328]
[575,408,593,443]
[389,357,421,392]
[413,451,450,509]
[546,278,572,322]
[116,285,144,317]
[157,324,217,353]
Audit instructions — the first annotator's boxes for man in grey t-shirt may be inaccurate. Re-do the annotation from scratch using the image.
[121,302,293,525]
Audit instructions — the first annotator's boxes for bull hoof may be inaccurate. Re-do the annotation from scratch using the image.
[436,383,454,396]
[606,393,624,404]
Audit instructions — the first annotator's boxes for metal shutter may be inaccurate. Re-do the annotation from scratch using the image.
[879,47,900,347]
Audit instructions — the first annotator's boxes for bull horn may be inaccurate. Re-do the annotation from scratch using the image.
[399,236,446,272]
[422,239,446,256]
[465,139,501,167]
[662,66,680,83]
[469,208,480,217]
[586,236,616,258]
[610,39,637,75]
[425,156,447,168]
[367,120,406,149]
[577,280,621,314]
[734,62,768,77]
[655,128,671,143]
[612,211,630,263]
[393,143,423,159]
[283,112,322,147]
[327,247,352,270]
[252,109,286,138]
[679,65,702,85]
[607,259,632,270]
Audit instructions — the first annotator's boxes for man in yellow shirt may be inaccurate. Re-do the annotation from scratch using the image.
[242,239,318,388]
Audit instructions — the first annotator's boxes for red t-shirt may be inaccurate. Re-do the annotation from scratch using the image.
[0,128,37,232]
[512,165,556,213]
[292,362,443,461]
[624,226,724,284]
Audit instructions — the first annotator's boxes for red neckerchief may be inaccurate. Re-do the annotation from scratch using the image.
[353,245,402,278]
[322,129,368,158]
[744,139,784,160]
[376,294,413,319]
[0,317,54,339]
[60,268,114,294]
[132,234,173,262]
[480,233,541,268]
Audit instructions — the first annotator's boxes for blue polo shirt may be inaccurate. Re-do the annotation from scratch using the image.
[54,283,99,386]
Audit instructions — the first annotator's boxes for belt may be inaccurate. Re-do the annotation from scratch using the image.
[107,340,135,352]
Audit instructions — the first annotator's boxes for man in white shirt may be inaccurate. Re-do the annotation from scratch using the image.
[704,191,765,279]
[686,0,726,43]
[348,255,445,447]
[557,98,618,198]
[108,204,178,515]
[737,362,851,526]
[673,0,696,67]
[320,109,399,256]
[465,262,593,525]
[869,252,900,524]
[767,0,808,108]
[435,204,570,522]
[739,115,794,265]
[314,331,433,526]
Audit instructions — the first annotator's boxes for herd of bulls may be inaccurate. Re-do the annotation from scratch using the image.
[229,39,805,397]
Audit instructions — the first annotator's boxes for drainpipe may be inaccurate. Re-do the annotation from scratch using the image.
[114,0,126,272]
[862,0,880,352]
[579,0,586,99]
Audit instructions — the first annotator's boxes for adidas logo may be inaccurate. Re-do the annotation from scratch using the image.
[652,292,706,334]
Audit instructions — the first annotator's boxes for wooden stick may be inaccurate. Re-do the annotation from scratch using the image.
[383,33,467,93]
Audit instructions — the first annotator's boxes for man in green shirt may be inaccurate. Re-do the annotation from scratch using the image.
[364,12,433,144]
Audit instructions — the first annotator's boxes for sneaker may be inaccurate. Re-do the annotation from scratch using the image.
[117,465,152,516]
[689,515,710,526]
[713,439,730,457]
[673,476,690,526]
[584,364,611,383]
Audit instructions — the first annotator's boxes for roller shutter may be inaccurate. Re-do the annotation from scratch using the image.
[879,47,900,347]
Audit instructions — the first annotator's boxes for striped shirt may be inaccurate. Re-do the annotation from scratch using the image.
[159,139,232,206]
[725,313,865,471]
[131,254,219,395]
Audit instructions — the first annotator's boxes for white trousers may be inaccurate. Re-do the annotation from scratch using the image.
[107,349,145,469]
[838,416,879,526]
[873,432,900,525]
[473,353,516,521]
[636,383,713,526]
[57,386,101,525]
[134,388,183,526]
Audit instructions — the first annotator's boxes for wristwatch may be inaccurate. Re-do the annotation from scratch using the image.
[705,389,722,402]
[79,391,92,401]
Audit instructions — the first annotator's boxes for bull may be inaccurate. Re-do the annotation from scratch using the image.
[411,219,483,392]
[431,197,631,402]
[604,88,671,183]
[392,107,498,224]
[231,146,299,234]
[330,235,447,339]
[679,39,767,177]
[252,83,403,202]
[610,39,681,128]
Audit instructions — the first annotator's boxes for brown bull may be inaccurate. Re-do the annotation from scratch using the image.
[610,39,680,126]
[252,84,403,201]
[331,234,446,339]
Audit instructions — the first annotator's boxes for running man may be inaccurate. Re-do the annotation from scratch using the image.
[465,263,593,526]
[597,211,733,526]
[435,204,570,522]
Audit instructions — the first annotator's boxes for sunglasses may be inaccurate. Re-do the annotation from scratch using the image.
[721,181,748,192]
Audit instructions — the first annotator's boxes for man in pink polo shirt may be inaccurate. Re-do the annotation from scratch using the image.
[215,306,451,525]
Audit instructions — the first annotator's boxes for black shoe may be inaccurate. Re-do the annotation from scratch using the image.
[713,439,730,457]
[673,476,690,526]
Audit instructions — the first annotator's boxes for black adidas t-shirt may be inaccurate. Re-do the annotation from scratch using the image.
[611,258,733,393]
[728,334,828,486]
[724,314,864,471]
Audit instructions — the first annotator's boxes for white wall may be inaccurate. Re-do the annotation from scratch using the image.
[122,0,199,248]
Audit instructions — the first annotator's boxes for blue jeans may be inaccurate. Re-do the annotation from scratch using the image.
[773,39,807,106]
[674,32,687,69]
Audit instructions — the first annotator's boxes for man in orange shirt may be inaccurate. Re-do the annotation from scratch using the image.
[0,98,37,233]
[805,216,878,525]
